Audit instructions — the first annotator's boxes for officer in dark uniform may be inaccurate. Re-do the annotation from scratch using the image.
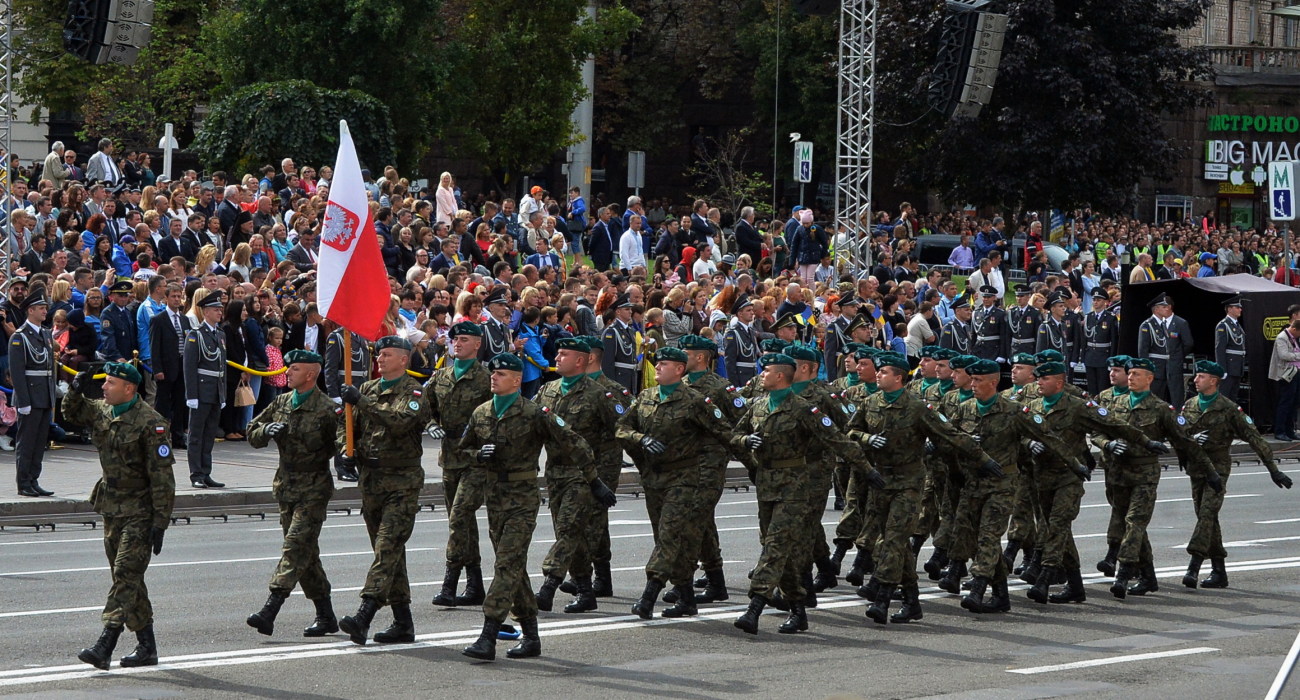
[1137,292,1194,406]
[1080,288,1119,395]
[10,290,56,497]
[478,287,514,360]
[722,294,759,389]
[971,285,1009,364]
[939,296,972,354]
[184,294,227,489]
[1036,291,1075,377]
[823,296,860,381]
[1214,296,1246,403]
[99,280,138,361]
[769,312,802,346]
[323,327,370,481]
[1007,284,1039,358]
[601,293,639,393]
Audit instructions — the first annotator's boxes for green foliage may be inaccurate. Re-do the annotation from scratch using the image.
[191,81,396,175]
[686,129,770,219]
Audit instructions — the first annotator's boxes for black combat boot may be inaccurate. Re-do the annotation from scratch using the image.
[1110,563,1133,599]
[694,569,729,604]
[564,576,598,613]
[78,625,123,670]
[456,565,486,606]
[632,580,665,619]
[830,541,852,574]
[662,584,698,618]
[778,601,808,634]
[866,583,893,625]
[844,547,872,587]
[663,585,680,603]
[812,555,838,592]
[559,578,578,595]
[1127,561,1159,596]
[304,597,339,636]
[535,574,563,612]
[923,546,949,581]
[734,596,766,635]
[372,604,415,644]
[801,570,818,609]
[119,625,158,667]
[1027,567,1054,604]
[1201,558,1229,589]
[506,617,541,658]
[856,576,881,601]
[694,574,709,588]
[1097,542,1119,577]
[592,561,614,597]
[961,577,990,614]
[431,566,462,606]
[1019,548,1044,584]
[1049,568,1087,604]
[246,591,289,636]
[1182,556,1204,589]
[339,598,381,645]
[938,560,967,595]
[1002,540,1021,571]
[462,618,500,661]
[890,584,923,623]
[987,577,1011,612]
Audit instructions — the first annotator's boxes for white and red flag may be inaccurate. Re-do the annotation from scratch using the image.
[317,120,390,341]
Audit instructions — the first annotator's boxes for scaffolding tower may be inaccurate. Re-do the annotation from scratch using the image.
[833,0,876,273]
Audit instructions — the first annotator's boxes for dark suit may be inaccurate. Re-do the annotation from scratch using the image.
[216,200,240,236]
[19,249,47,274]
[588,220,615,270]
[285,243,318,273]
[150,307,191,445]
[734,219,763,262]
[158,233,199,262]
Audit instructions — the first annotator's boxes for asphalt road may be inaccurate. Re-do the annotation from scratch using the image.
[0,462,1296,700]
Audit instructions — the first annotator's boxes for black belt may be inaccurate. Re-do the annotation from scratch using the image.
[105,477,147,488]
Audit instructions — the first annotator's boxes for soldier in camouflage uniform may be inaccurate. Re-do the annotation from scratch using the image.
[533,338,619,613]
[459,353,597,661]
[914,348,958,580]
[1023,361,1161,606]
[335,335,434,645]
[426,322,493,608]
[923,351,976,587]
[1179,360,1292,590]
[947,359,1080,615]
[245,350,342,638]
[616,347,735,620]
[1000,353,1041,577]
[845,352,988,625]
[732,353,883,635]
[831,346,880,571]
[323,327,370,481]
[1098,357,1216,599]
[67,362,175,671]
[1092,354,1132,576]
[909,345,941,399]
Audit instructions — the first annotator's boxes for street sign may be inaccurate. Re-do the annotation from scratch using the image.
[1270,161,1296,221]
[627,151,645,192]
[794,141,813,184]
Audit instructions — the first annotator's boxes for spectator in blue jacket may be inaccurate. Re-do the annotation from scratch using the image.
[517,307,549,398]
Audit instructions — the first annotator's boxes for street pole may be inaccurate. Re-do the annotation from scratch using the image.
[1286,222,1292,287]
[773,0,781,214]
[566,2,596,202]
[800,182,805,208]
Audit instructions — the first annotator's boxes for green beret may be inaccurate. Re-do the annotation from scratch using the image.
[1033,361,1067,378]
[1010,353,1038,366]
[557,337,588,352]
[760,353,796,369]
[854,346,877,361]
[578,335,602,352]
[449,321,483,338]
[487,352,523,372]
[966,359,1001,376]
[1194,359,1226,378]
[919,345,940,359]
[874,353,910,372]
[1107,354,1132,368]
[103,361,142,386]
[1125,357,1155,373]
[933,348,958,361]
[842,342,863,355]
[375,335,413,353]
[656,347,688,364]
[284,349,322,365]
[1035,349,1065,364]
[679,334,718,353]
[785,345,819,364]
[950,354,978,370]
[761,338,790,353]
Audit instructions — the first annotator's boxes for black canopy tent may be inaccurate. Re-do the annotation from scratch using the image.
[1119,274,1300,429]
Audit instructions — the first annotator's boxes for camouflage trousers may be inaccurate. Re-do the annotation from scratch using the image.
[1099,456,1126,545]
[915,454,946,540]
[101,515,155,631]
[482,480,541,624]
[1006,450,1039,550]
[870,484,923,587]
[540,478,596,579]
[750,497,817,602]
[1187,472,1230,559]
[644,472,705,586]
[359,484,422,606]
[951,472,1016,581]
[1034,480,1085,570]
[853,487,886,554]
[807,465,833,563]
[269,498,331,599]
[586,463,624,567]
[694,453,729,573]
[443,467,486,569]
[929,460,965,551]
[835,463,874,547]
[1109,464,1158,566]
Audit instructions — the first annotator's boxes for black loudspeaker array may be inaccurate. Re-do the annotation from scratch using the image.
[63,0,154,66]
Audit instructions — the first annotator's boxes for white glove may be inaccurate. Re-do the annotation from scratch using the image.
[995,357,1006,364]
[332,396,343,405]
[16,406,30,416]
[220,402,226,410]
[971,434,982,444]
[427,425,446,439]
[865,433,887,449]
[744,434,763,450]
[186,399,199,410]
[477,444,496,462]
[266,422,287,438]
[1028,440,1046,455]
[1194,431,1209,446]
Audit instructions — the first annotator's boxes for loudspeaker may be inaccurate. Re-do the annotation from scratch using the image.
[62,0,153,66]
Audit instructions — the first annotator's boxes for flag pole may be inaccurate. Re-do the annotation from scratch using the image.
[344,329,355,457]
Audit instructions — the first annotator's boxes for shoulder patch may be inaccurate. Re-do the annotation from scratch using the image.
[9,341,17,346]
[1086,400,1098,408]
[821,415,833,427]
[336,407,344,415]
[1097,407,1108,417]
[157,444,170,458]
[1246,415,1254,425]
[1176,415,1187,425]
[811,406,820,414]
[1022,406,1031,413]
[714,407,723,419]
[188,337,196,342]
[155,425,166,434]
[734,397,745,408]
[555,415,566,427]
[614,403,625,414]
[925,403,934,410]
[541,406,551,413]
[412,389,422,397]
[605,392,613,398]
[408,400,420,411]
[704,396,712,404]
[726,385,736,392]
[1032,414,1043,424]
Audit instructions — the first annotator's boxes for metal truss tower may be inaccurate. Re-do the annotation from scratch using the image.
[833,0,876,272]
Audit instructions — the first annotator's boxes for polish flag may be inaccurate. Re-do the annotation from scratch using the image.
[317,120,389,341]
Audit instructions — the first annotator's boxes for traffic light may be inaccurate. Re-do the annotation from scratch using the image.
[928,0,1007,120]
[62,0,154,66]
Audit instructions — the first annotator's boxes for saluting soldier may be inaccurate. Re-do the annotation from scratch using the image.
[458,353,596,662]
[1007,284,1039,358]
[245,350,342,639]
[1137,293,1194,406]
[1080,288,1119,395]
[323,326,370,481]
[1179,360,1291,590]
[478,287,515,360]
[823,296,861,381]
[1214,296,1246,402]
[10,289,56,497]
[601,293,640,393]
[66,362,174,671]
[971,285,1009,364]
[184,293,227,489]
[336,335,434,646]
[939,296,973,354]
[722,294,760,388]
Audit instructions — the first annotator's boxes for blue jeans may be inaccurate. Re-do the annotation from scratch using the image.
[1275,376,1300,437]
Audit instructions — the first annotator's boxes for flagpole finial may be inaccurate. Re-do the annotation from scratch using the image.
[339,120,350,138]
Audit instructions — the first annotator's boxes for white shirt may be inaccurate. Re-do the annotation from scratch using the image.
[619,230,646,271]
[693,258,718,280]
[305,324,320,352]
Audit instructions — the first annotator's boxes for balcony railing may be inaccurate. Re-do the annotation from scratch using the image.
[1208,45,1300,73]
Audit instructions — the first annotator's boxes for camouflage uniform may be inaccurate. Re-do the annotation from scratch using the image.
[63,390,175,631]
[834,381,878,550]
[1002,382,1041,556]
[1093,386,1130,549]
[425,361,492,570]
[248,387,339,598]
[341,375,433,606]
[455,396,593,623]
[794,381,851,573]
[585,371,632,574]
[684,371,745,576]
[926,385,969,553]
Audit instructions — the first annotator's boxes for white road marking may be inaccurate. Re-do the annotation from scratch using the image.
[1080,493,1258,509]
[0,537,103,547]
[1006,647,1219,675]
[0,548,437,578]
[1256,517,1300,525]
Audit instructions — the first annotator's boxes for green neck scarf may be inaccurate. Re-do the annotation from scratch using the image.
[792,380,812,395]
[920,377,938,391]
[768,386,793,410]
[686,371,708,384]
[110,395,138,418]
[492,391,520,418]
[453,358,477,380]
[658,382,681,401]
[958,388,974,403]
[863,382,879,396]
[291,387,314,408]
[1041,390,1064,412]
[1128,390,1151,409]
[939,378,954,394]
[1113,386,1130,396]
[1198,391,1219,412]
[881,388,905,404]
[560,374,584,395]
[379,376,402,392]
[845,374,862,387]
[587,370,604,381]
[976,394,998,416]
